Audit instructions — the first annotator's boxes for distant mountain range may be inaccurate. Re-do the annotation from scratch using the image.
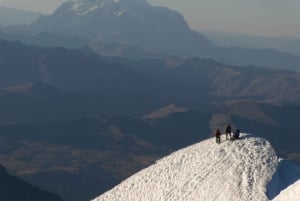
[0,7,41,26]
[203,31,300,57]
[1,39,300,104]
[29,0,214,57]
[1,0,300,71]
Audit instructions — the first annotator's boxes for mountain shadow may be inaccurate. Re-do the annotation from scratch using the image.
[0,164,62,201]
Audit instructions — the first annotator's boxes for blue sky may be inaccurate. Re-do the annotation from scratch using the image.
[0,0,299,36]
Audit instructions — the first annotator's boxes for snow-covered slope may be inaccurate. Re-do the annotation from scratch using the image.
[272,180,300,201]
[93,135,279,201]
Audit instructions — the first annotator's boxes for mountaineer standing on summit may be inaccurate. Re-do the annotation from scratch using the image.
[215,129,221,144]
[225,124,232,140]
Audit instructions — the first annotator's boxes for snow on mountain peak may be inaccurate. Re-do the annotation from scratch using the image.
[70,0,149,15]
[93,135,280,201]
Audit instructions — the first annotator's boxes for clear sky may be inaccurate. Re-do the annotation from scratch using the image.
[0,0,299,37]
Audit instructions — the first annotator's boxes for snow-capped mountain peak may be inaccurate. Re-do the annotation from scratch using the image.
[31,0,213,54]
[93,135,300,201]
[93,135,285,201]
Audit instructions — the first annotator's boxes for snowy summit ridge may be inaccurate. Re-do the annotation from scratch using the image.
[93,135,282,201]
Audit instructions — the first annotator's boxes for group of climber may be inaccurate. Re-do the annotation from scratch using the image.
[214,124,240,144]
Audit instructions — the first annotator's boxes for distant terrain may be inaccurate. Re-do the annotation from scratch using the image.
[203,31,300,57]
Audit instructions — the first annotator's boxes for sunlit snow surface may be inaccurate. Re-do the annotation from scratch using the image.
[93,134,279,201]
[272,179,300,201]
